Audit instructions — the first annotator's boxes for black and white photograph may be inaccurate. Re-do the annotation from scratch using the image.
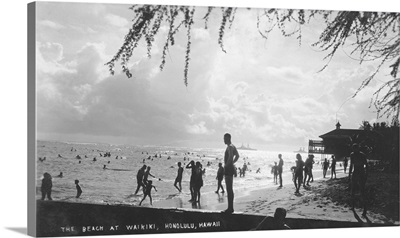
[2,0,400,237]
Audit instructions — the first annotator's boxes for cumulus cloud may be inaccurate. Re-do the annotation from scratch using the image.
[105,14,129,28]
[38,20,65,29]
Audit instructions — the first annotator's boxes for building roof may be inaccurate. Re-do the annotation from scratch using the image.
[319,128,364,139]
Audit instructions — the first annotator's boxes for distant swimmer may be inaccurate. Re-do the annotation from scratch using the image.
[58,154,62,158]
[134,165,147,195]
[56,172,63,178]
[93,157,97,162]
[174,162,184,192]
[103,165,107,169]
[108,161,110,164]
[41,173,53,200]
[75,179,82,198]
[139,180,157,206]
[215,162,225,193]
[78,161,81,164]
[256,168,261,173]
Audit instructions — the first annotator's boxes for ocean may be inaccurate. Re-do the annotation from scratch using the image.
[36,140,326,208]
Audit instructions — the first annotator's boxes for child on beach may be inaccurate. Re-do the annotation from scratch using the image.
[271,162,278,184]
[139,180,157,206]
[41,172,53,200]
[215,162,225,193]
[75,179,82,198]
[174,162,184,192]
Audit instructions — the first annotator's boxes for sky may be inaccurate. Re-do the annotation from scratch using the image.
[35,2,395,151]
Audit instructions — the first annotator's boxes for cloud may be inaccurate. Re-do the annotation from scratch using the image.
[105,14,129,28]
[38,20,64,29]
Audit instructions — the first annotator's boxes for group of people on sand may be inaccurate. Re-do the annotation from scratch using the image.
[134,133,240,214]
[322,155,337,179]
[134,165,157,205]
[271,155,284,186]
[289,143,368,216]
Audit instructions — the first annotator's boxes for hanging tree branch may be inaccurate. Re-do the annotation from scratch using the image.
[107,5,400,123]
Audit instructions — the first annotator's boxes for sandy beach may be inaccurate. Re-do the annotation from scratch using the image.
[153,167,399,225]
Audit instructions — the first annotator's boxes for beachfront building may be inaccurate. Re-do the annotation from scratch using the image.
[309,122,365,161]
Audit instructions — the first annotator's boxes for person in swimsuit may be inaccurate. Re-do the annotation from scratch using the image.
[323,158,329,178]
[41,172,53,200]
[271,162,278,184]
[278,154,284,187]
[303,154,314,186]
[75,179,82,198]
[134,165,147,195]
[143,166,155,185]
[222,133,240,214]
[294,154,304,193]
[186,160,196,202]
[174,162,184,192]
[343,157,349,174]
[330,155,337,179]
[193,161,204,203]
[139,180,157,206]
[349,143,368,216]
[215,162,225,193]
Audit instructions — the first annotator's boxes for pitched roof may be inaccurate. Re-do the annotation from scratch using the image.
[319,128,364,139]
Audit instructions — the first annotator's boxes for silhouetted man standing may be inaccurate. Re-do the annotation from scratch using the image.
[223,133,240,214]
[349,143,368,216]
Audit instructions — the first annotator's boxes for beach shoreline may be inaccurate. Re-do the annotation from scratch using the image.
[153,167,398,225]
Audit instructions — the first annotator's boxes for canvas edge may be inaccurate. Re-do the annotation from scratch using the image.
[27,1,37,237]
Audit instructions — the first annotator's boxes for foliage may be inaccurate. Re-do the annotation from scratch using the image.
[106,5,400,122]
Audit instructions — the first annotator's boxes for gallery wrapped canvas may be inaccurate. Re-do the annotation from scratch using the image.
[28,1,399,237]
